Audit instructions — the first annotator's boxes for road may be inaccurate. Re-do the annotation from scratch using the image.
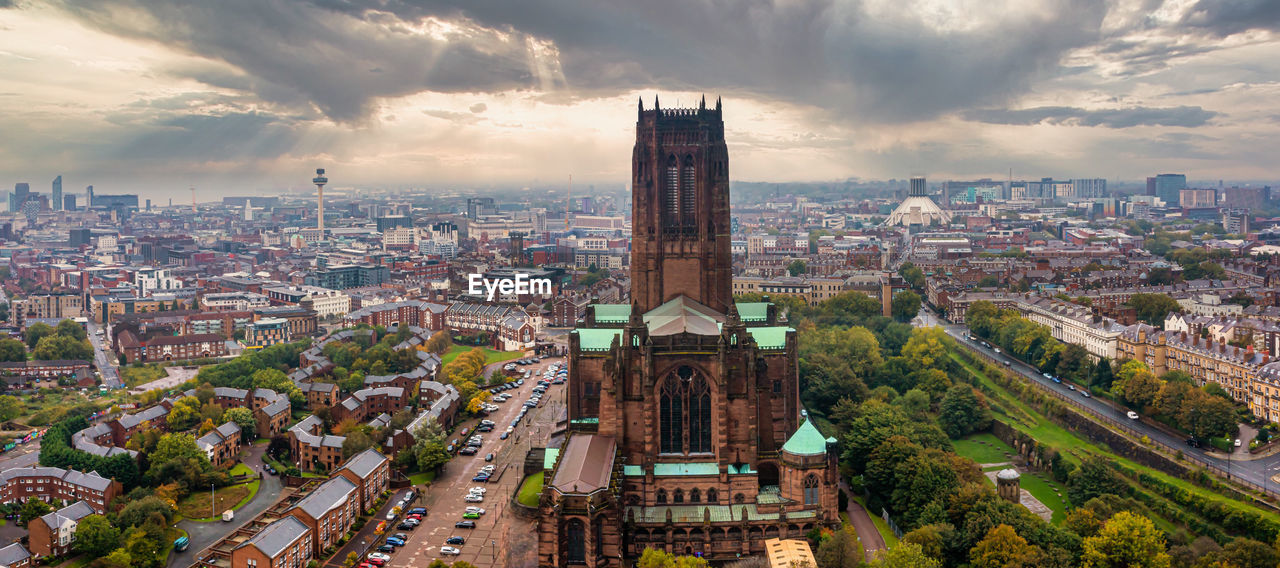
[913,305,1280,494]
[168,444,285,568]
[393,357,564,568]
[85,321,121,388]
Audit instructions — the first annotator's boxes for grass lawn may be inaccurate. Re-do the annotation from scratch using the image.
[409,471,437,486]
[61,556,93,568]
[517,472,544,507]
[176,479,259,521]
[953,433,1016,464]
[952,350,1280,526]
[120,363,168,387]
[229,463,254,477]
[851,493,898,548]
[1019,472,1070,524]
[440,345,525,366]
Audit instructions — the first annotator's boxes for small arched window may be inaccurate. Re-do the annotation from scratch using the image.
[656,489,667,504]
[690,489,700,503]
[706,488,718,503]
[674,489,684,504]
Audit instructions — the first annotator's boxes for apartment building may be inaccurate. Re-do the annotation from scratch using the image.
[0,544,30,568]
[1017,297,1123,360]
[197,422,243,469]
[27,501,95,557]
[332,387,408,424]
[288,416,345,473]
[286,476,359,556]
[731,276,846,306]
[11,294,82,327]
[116,331,228,363]
[333,449,390,513]
[0,467,120,513]
[230,516,313,568]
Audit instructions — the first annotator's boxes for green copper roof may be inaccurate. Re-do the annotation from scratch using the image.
[543,448,560,470]
[623,465,644,477]
[653,462,720,476]
[747,327,792,350]
[573,329,622,351]
[727,464,757,475]
[735,302,769,322]
[781,419,828,456]
[592,304,631,323]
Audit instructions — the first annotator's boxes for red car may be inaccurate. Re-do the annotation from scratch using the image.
[366,559,387,567]
[358,564,376,568]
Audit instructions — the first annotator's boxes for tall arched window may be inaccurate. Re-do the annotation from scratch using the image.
[680,155,697,227]
[674,489,684,504]
[690,489,700,503]
[592,516,604,560]
[664,155,680,227]
[659,367,713,455]
[706,488,718,503]
[656,489,667,504]
[564,520,586,564]
[803,475,821,506]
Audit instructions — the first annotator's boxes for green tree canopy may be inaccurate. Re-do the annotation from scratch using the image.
[892,291,923,322]
[33,334,93,361]
[23,322,55,349]
[0,338,26,363]
[939,385,993,439]
[74,514,121,556]
[1080,511,1170,568]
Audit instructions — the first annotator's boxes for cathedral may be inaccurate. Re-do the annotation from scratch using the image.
[535,97,839,566]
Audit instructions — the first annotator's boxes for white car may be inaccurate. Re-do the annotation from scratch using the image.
[469,486,487,494]
[1235,439,1242,447]
[1126,411,1139,420]
[385,511,398,520]
[465,507,486,515]
[368,553,391,562]
[440,546,461,556]
[464,495,484,503]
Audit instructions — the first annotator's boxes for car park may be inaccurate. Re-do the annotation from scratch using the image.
[446,536,466,545]
[456,521,477,529]
[441,546,462,556]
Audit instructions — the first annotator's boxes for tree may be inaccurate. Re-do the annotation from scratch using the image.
[815,524,861,568]
[224,407,256,443]
[869,542,940,568]
[970,524,1042,568]
[55,319,88,341]
[1115,370,1162,411]
[102,550,133,568]
[74,514,121,556]
[149,433,210,471]
[116,496,175,528]
[412,418,452,473]
[166,404,200,431]
[23,322,55,349]
[1220,537,1279,568]
[33,334,93,361]
[0,395,23,421]
[900,263,926,290]
[637,548,709,568]
[1091,358,1114,389]
[1080,511,1170,568]
[891,291,922,322]
[0,338,25,363]
[787,259,807,277]
[1068,458,1126,514]
[1178,391,1236,440]
[1064,508,1103,539]
[19,497,52,525]
[1126,294,1182,326]
[342,430,375,458]
[466,391,492,414]
[902,327,953,372]
[939,385,992,438]
[251,368,295,393]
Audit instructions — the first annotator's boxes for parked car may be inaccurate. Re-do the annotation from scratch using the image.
[456,521,477,529]
[367,557,387,566]
[470,487,488,494]
[1067,384,1076,391]
[393,533,408,541]
[485,453,495,462]
[1235,439,1243,447]
[1127,411,1140,420]
[441,546,462,556]
[459,447,478,456]
[472,475,490,482]
[386,537,405,546]
[465,495,484,503]
[500,432,509,440]
[368,553,391,562]
[408,507,427,515]
[463,512,481,519]
[446,536,466,545]
[377,545,396,553]
[397,522,416,531]
[1080,390,1091,398]
[465,507,486,515]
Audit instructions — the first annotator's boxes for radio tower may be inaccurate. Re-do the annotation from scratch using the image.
[566,174,572,229]
[190,186,197,213]
[313,168,328,234]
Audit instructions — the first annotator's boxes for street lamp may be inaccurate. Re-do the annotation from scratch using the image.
[211,483,216,519]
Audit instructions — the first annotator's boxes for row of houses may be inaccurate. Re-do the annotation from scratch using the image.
[345,300,538,351]
[0,465,125,561]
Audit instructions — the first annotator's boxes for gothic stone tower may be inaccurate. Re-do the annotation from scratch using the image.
[536,98,838,568]
[630,95,733,314]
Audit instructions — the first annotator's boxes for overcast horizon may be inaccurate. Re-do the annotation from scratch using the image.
[2,0,1278,201]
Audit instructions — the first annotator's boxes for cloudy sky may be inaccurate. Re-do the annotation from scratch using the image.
[0,0,1277,200]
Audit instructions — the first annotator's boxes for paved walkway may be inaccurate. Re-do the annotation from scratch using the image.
[839,481,885,560]
[168,444,284,568]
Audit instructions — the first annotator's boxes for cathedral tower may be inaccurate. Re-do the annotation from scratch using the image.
[630,95,733,314]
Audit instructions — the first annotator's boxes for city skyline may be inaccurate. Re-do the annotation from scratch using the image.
[1,0,1278,198]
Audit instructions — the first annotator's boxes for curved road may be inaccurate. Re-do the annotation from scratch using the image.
[915,306,1280,496]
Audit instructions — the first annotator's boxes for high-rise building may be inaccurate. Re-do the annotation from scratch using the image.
[51,176,62,211]
[1179,188,1217,209]
[1148,174,1186,206]
[537,97,837,566]
[63,195,76,211]
[9,183,30,213]
[1072,178,1106,198]
[466,197,495,220]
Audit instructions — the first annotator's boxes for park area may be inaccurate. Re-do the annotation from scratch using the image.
[175,464,260,521]
[440,345,524,366]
